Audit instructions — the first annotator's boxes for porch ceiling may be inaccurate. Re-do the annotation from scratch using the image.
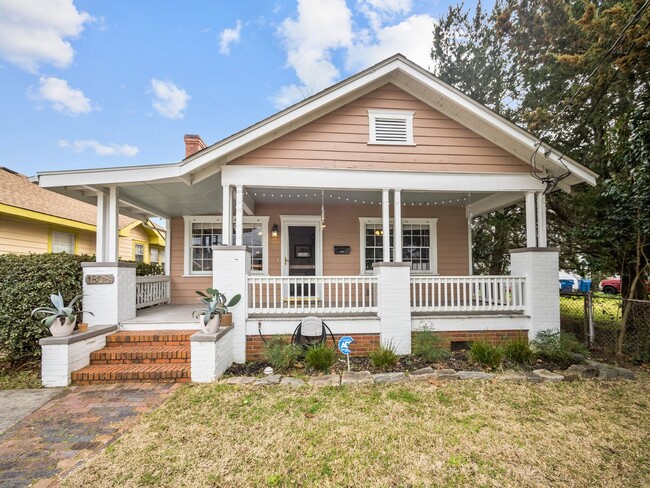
[247,187,488,207]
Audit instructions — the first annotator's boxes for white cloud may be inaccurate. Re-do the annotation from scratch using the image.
[346,13,434,73]
[58,139,139,157]
[273,0,353,108]
[0,0,93,73]
[33,76,92,115]
[150,79,190,119]
[273,0,433,109]
[219,20,242,55]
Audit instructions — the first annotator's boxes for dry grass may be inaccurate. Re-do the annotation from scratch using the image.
[65,375,650,488]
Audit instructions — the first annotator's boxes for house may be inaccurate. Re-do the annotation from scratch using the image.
[0,167,166,263]
[36,55,597,386]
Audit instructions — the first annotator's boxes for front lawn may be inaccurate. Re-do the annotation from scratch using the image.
[0,355,41,389]
[65,376,650,487]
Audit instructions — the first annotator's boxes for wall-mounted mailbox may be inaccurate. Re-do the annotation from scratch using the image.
[334,246,351,255]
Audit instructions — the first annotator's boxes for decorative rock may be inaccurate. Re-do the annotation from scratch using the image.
[373,372,408,384]
[279,377,306,387]
[309,374,340,387]
[597,368,619,379]
[408,367,436,381]
[497,371,528,382]
[457,371,495,380]
[341,370,374,386]
[523,372,544,383]
[566,364,599,379]
[253,374,282,386]
[432,369,459,380]
[613,367,635,380]
[224,376,256,385]
[532,369,564,382]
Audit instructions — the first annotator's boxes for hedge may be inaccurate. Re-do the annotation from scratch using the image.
[0,253,92,364]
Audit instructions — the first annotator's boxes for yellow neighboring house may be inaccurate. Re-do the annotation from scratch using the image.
[0,167,165,263]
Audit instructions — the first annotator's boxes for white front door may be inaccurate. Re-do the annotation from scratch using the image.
[280,216,323,298]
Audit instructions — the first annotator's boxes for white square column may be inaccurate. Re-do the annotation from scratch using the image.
[82,262,136,326]
[213,245,250,363]
[222,185,233,246]
[374,262,411,354]
[381,189,390,262]
[235,185,244,246]
[393,189,402,262]
[510,247,560,340]
[525,191,537,248]
[536,192,547,247]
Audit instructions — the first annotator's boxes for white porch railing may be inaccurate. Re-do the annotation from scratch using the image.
[410,276,526,313]
[248,276,378,314]
[136,275,171,310]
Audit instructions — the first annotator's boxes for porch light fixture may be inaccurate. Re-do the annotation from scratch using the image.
[271,223,279,238]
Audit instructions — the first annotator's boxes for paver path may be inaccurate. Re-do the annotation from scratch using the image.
[0,383,180,488]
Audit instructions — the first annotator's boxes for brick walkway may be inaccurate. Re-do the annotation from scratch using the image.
[0,383,180,488]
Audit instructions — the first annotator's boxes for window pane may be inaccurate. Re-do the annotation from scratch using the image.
[52,231,75,253]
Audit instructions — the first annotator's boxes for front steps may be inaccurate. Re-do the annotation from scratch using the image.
[71,330,197,385]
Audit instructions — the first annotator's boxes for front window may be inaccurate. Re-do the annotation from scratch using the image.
[360,218,437,274]
[51,230,75,253]
[134,243,145,263]
[184,216,269,275]
[150,247,160,264]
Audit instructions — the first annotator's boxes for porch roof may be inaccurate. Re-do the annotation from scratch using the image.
[37,54,598,219]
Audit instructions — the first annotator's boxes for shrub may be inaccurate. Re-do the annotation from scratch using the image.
[261,337,301,372]
[120,260,165,277]
[304,343,337,372]
[412,329,451,363]
[369,342,399,371]
[531,330,589,362]
[0,253,93,364]
[502,338,535,365]
[468,340,504,370]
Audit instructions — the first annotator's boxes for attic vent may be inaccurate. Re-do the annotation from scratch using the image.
[368,109,414,145]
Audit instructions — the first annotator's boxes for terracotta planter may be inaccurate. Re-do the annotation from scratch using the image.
[78,322,89,332]
[199,314,220,334]
[50,317,76,337]
[220,313,233,327]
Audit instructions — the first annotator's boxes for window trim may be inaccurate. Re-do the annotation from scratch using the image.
[48,227,78,254]
[183,216,269,276]
[358,217,437,275]
[133,240,147,263]
[367,109,415,146]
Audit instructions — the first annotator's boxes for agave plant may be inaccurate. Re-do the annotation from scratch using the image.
[195,288,241,314]
[31,292,90,327]
[192,295,225,326]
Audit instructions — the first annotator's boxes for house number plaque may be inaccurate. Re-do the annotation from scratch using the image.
[85,274,115,285]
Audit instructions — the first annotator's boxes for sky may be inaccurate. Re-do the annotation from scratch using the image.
[0,0,488,177]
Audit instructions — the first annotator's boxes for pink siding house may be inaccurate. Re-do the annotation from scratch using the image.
[37,55,597,385]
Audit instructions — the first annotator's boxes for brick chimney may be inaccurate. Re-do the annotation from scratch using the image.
[184,134,206,158]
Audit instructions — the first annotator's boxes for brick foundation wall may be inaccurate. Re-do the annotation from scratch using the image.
[246,333,381,360]
[414,329,528,348]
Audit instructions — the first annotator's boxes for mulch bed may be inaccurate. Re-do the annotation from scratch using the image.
[224,351,575,377]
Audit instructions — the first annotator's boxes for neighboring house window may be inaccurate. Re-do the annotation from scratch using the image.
[150,247,160,264]
[368,109,414,145]
[359,218,437,274]
[51,230,75,253]
[184,216,269,275]
[134,243,146,263]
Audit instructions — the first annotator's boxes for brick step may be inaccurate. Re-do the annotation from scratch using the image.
[71,363,191,384]
[105,330,197,347]
[90,345,190,364]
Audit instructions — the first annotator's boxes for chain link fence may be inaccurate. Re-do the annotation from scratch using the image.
[560,292,650,360]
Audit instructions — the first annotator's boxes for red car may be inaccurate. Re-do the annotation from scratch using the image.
[600,278,650,294]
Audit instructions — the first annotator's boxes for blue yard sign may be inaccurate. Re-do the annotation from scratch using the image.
[338,336,354,355]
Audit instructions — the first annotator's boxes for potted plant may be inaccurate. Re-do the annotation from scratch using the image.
[31,292,92,338]
[195,288,241,327]
[192,294,224,334]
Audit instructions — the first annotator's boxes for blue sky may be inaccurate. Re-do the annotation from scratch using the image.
[0,0,487,176]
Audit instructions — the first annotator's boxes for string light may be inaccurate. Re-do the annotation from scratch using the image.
[243,191,471,206]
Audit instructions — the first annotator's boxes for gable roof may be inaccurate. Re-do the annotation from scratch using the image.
[38,54,597,195]
[0,167,134,229]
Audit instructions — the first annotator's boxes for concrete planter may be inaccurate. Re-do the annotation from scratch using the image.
[49,317,76,338]
[199,314,220,334]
